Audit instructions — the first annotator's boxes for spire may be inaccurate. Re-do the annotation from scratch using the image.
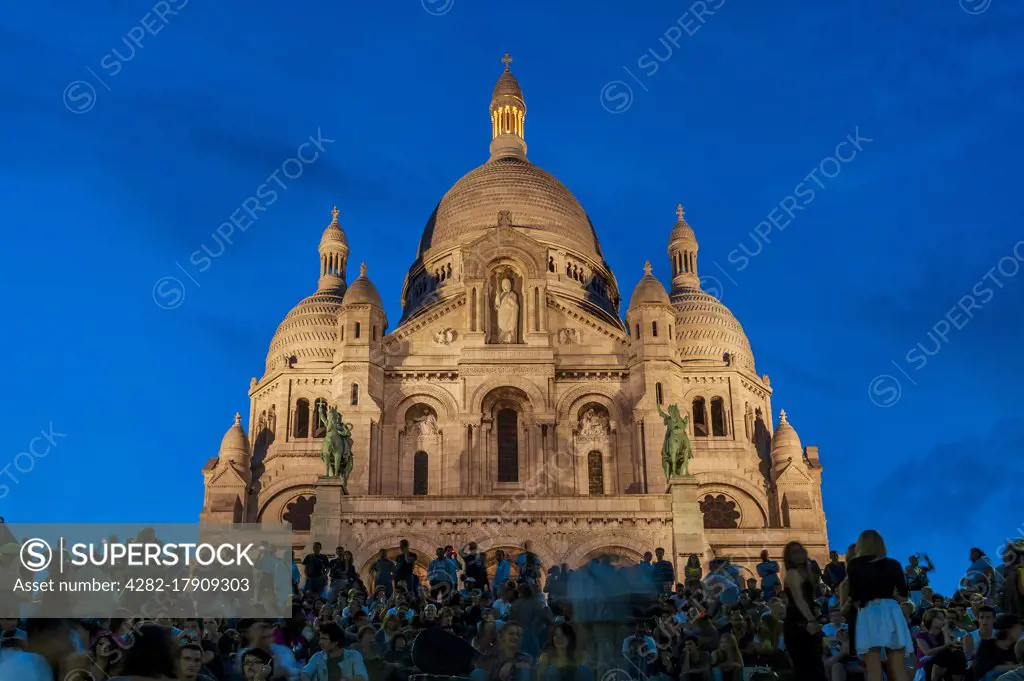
[668,202,700,293]
[318,205,350,293]
[234,411,242,426]
[360,262,367,277]
[779,409,788,424]
[643,260,653,276]
[489,52,527,161]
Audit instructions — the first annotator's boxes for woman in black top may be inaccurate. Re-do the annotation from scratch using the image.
[847,529,911,681]
[782,541,827,681]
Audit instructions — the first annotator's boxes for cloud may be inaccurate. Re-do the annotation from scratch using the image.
[871,417,1024,542]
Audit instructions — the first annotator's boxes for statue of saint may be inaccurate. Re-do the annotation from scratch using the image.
[317,402,354,490]
[494,277,519,343]
[578,409,609,439]
[412,411,438,436]
[658,403,692,479]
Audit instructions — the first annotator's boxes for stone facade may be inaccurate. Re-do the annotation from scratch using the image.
[200,56,830,582]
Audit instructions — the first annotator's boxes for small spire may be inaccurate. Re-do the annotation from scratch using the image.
[502,52,513,71]
[234,412,242,425]
[676,203,685,220]
[643,260,653,276]
[359,262,367,277]
[779,409,788,424]
[331,205,339,223]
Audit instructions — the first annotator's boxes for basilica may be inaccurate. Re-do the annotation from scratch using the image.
[200,55,830,582]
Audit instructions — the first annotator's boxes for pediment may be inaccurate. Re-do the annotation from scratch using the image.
[208,461,249,488]
[461,226,545,278]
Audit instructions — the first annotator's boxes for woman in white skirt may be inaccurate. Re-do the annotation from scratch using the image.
[847,529,913,681]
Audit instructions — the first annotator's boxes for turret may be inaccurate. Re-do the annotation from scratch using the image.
[489,53,527,161]
[199,413,251,523]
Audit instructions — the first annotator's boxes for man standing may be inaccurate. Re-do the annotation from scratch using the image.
[822,550,847,591]
[393,539,418,595]
[302,542,330,597]
[493,549,512,598]
[371,550,395,599]
[906,553,935,606]
[653,547,675,593]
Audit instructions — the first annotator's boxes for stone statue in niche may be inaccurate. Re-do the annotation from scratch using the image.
[493,276,519,343]
[498,210,513,227]
[406,405,439,437]
[432,328,457,345]
[577,408,610,439]
[412,411,438,436]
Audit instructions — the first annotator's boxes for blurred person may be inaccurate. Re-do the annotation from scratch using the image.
[710,632,743,681]
[471,620,533,681]
[301,622,367,681]
[110,622,182,680]
[0,618,77,680]
[757,550,781,600]
[536,622,593,681]
[783,541,827,680]
[680,634,712,680]
[973,615,1023,681]
[242,647,276,681]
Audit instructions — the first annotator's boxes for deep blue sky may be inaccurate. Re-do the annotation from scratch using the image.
[2,0,1022,592]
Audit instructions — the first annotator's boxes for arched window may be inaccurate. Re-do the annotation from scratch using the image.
[413,451,428,495]
[710,397,727,436]
[655,382,664,405]
[700,494,740,529]
[692,397,708,437]
[372,326,377,341]
[354,322,361,339]
[587,451,604,495]
[312,398,328,437]
[350,383,359,406]
[496,409,519,482]
[652,321,658,337]
[294,399,310,439]
[635,323,641,338]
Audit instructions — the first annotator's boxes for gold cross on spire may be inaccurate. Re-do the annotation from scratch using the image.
[331,205,339,222]
[643,260,653,276]
[502,52,513,71]
[676,203,685,219]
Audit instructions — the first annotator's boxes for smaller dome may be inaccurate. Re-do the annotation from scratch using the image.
[771,409,803,458]
[629,261,672,308]
[669,204,695,243]
[219,412,249,460]
[320,206,348,248]
[491,53,525,110]
[343,263,383,308]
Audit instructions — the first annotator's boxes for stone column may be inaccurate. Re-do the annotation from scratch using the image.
[667,475,706,582]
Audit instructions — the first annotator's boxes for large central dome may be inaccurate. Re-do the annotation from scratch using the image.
[416,156,602,259]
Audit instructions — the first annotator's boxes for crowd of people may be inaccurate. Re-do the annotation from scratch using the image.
[1,530,1023,681]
